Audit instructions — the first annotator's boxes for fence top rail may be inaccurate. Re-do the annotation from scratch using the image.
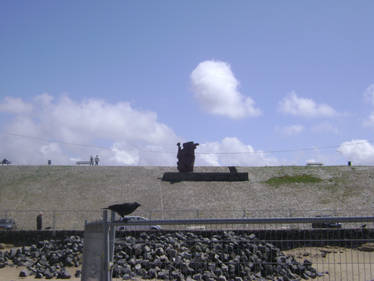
[0,209,102,213]
[3,208,374,212]
[105,216,374,227]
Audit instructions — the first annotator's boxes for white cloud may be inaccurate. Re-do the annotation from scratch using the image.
[277,124,304,136]
[278,92,337,118]
[363,84,374,127]
[337,139,374,164]
[364,112,374,127]
[0,94,180,165]
[0,95,279,166]
[364,84,374,105]
[196,137,278,166]
[110,143,140,165]
[190,60,261,119]
[311,122,339,134]
[0,97,33,114]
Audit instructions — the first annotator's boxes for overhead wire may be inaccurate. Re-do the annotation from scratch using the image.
[2,132,372,155]
[4,133,109,150]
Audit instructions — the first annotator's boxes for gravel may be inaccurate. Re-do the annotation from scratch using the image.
[0,232,323,280]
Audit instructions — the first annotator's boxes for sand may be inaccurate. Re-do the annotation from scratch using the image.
[0,266,80,281]
[284,245,374,281]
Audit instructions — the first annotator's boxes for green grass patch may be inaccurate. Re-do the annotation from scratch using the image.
[265,174,322,187]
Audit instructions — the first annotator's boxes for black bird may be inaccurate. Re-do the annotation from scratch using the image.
[105,202,141,218]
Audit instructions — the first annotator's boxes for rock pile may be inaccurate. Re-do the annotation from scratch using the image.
[114,231,323,280]
[0,232,323,280]
[0,235,82,279]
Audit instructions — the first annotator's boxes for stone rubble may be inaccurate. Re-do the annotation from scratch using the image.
[0,232,323,280]
[0,236,81,279]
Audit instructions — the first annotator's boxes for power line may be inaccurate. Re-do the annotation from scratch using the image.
[2,132,372,155]
[5,133,109,150]
[4,133,173,153]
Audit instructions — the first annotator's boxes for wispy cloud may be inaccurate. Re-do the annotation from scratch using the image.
[277,124,304,136]
[196,137,278,166]
[190,60,261,119]
[364,84,374,105]
[311,122,339,134]
[364,113,374,127]
[363,84,374,127]
[0,97,33,114]
[278,91,336,118]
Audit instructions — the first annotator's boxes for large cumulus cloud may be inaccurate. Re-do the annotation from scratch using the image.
[0,94,277,166]
[0,94,179,165]
[337,139,374,164]
[190,60,261,119]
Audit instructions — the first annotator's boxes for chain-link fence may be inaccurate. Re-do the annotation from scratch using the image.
[0,209,102,230]
[1,208,374,230]
[83,213,374,281]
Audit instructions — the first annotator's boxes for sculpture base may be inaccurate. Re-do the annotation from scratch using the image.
[162,172,249,182]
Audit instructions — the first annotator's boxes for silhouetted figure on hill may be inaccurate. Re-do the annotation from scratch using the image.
[105,202,141,218]
[95,155,99,166]
[1,158,10,165]
[177,142,199,172]
[90,156,94,166]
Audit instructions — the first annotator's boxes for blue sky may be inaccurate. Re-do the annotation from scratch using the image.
[1,1,374,166]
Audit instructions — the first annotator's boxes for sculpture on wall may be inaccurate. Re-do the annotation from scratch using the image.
[177,142,199,172]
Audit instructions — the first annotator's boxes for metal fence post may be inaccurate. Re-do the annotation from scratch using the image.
[52,210,56,230]
[288,208,293,217]
[102,209,110,281]
[109,211,115,280]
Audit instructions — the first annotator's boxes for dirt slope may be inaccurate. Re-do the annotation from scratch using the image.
[0,165,373,229]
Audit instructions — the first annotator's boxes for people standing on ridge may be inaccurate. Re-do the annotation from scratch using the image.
[95,155,99,166]
[1,158,10,165]
[36,212,43,230]
[90,155,94,166]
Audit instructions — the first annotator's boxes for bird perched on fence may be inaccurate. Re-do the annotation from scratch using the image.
[105,202,141,218]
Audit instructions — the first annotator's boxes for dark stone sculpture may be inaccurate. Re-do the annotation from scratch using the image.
[177,142,199,172]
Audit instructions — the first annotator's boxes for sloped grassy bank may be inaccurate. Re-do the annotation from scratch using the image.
[1,165,374,230]
[264,174,322,187]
